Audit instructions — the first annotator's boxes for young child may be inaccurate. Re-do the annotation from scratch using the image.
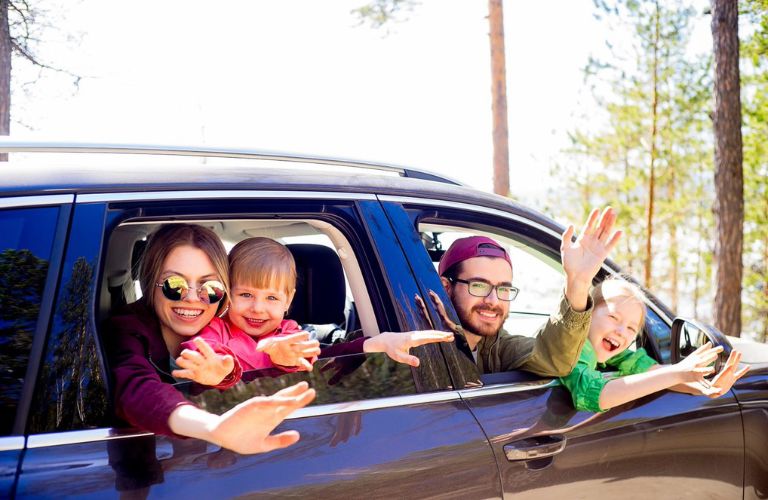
[560,278,749,413]
[173,237,321,388]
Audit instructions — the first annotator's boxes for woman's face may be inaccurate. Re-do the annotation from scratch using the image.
[588,294,644,363]
[227,280,293,338]
[153,245,222,348]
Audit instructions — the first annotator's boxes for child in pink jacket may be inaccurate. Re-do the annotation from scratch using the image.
[173,237,320,388]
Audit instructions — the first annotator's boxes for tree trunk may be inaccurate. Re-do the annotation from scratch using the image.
[0,0,11,162]
[669,169,679,312]
[644,1,661,289]
[488,0,509,196]
[711,0,744,337]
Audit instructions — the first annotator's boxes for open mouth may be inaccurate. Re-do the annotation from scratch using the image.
[602,337,621,352]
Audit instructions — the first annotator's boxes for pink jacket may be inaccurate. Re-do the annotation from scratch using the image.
[180,317,307,389]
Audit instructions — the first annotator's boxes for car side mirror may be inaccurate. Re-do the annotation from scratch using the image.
[670,317,731,371]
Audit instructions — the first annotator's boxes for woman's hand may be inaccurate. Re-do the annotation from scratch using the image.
[257,331,321,371]
[169,381,316,454]
[363,329,454,367]
[173,337,235,386]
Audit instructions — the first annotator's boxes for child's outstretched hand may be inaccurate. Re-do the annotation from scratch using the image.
[688,349,750,398]
[257,332,320,371]
[173,337,235,386]
[673,342,721,383]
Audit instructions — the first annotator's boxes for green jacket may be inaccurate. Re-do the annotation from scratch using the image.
[474,293,594,377]
[559,341,658,413]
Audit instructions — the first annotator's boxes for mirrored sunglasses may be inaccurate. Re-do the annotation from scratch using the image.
[156,275,226,305]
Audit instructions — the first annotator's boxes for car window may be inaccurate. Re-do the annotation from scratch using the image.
[26,203,110,435]
[420,224,564,338]
[0,207,60,436]
[102,212,419,417]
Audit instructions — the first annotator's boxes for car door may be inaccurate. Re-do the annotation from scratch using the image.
[0,195,73,499]
[14,191,501,498]
[384,195,746,499]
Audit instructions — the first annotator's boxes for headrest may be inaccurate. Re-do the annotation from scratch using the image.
[286,244,346,326]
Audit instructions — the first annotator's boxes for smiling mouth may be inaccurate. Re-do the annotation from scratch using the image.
[172,308,203,319]
[244,318,267,327]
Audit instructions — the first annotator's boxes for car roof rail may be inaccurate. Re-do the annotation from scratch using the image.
[0,139,464,186]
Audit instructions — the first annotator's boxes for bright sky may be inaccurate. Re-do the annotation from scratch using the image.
[13,0,711,202]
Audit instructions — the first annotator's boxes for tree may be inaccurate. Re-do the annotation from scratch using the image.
[553,0,712,313]
[488,0,509,196]
[0,0,80,160]
[711,0,744,336]
[352,1,511,196]
[740,0,768,340]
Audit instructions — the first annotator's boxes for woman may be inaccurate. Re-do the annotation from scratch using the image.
[107,223,315,454]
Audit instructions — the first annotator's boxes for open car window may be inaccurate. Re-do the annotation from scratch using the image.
[102,216,421,411]
[420,223,564,338]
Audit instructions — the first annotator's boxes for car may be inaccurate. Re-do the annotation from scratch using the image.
[1,140,766,499]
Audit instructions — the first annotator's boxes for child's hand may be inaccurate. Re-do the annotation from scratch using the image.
[173,337,235,386]
[673,342,721,383]
[706,349,749,397]
[257,332,320,371]
[363,330,454,367]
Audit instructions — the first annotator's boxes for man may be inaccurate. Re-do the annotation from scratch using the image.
[434,207,621,377]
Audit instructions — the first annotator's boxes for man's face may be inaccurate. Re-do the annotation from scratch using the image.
[444,256,513,338]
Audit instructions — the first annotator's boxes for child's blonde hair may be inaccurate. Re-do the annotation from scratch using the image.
[591,277,648,332]
[228,237,297,296]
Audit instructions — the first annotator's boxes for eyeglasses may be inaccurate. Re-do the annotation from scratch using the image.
[449,277,519,301]
[156,276,226,305]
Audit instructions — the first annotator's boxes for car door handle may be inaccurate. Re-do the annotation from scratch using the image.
[503,434,566,461]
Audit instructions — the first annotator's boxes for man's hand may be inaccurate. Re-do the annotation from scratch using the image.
[561,206,622,311]
[173,337,235,386]
[257,332,321,371]
[363,329,454,367]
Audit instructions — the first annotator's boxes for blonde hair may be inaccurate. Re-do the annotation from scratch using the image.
[138,224,230,314]
[591,277,647,331]
[228,237,296,295]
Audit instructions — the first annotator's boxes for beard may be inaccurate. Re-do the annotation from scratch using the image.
[453,301,507,338]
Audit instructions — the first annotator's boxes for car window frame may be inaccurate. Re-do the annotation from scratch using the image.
[0,195,74,437]
[380,194,674,377]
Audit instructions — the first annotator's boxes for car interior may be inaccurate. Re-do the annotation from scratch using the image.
[99,218,380,346]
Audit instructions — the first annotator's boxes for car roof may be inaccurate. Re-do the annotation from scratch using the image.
[1,141,563,232]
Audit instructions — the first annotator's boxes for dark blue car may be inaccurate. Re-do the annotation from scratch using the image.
[1,141,765,498]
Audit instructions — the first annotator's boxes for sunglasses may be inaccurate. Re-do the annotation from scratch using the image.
[156,275,226,305]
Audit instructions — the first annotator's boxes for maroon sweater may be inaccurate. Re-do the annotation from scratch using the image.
[106,300,193,436]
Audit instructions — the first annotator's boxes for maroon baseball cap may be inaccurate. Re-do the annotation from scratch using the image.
[438,236,512,276]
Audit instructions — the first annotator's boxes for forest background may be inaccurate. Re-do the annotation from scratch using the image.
[1,0,766,341]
